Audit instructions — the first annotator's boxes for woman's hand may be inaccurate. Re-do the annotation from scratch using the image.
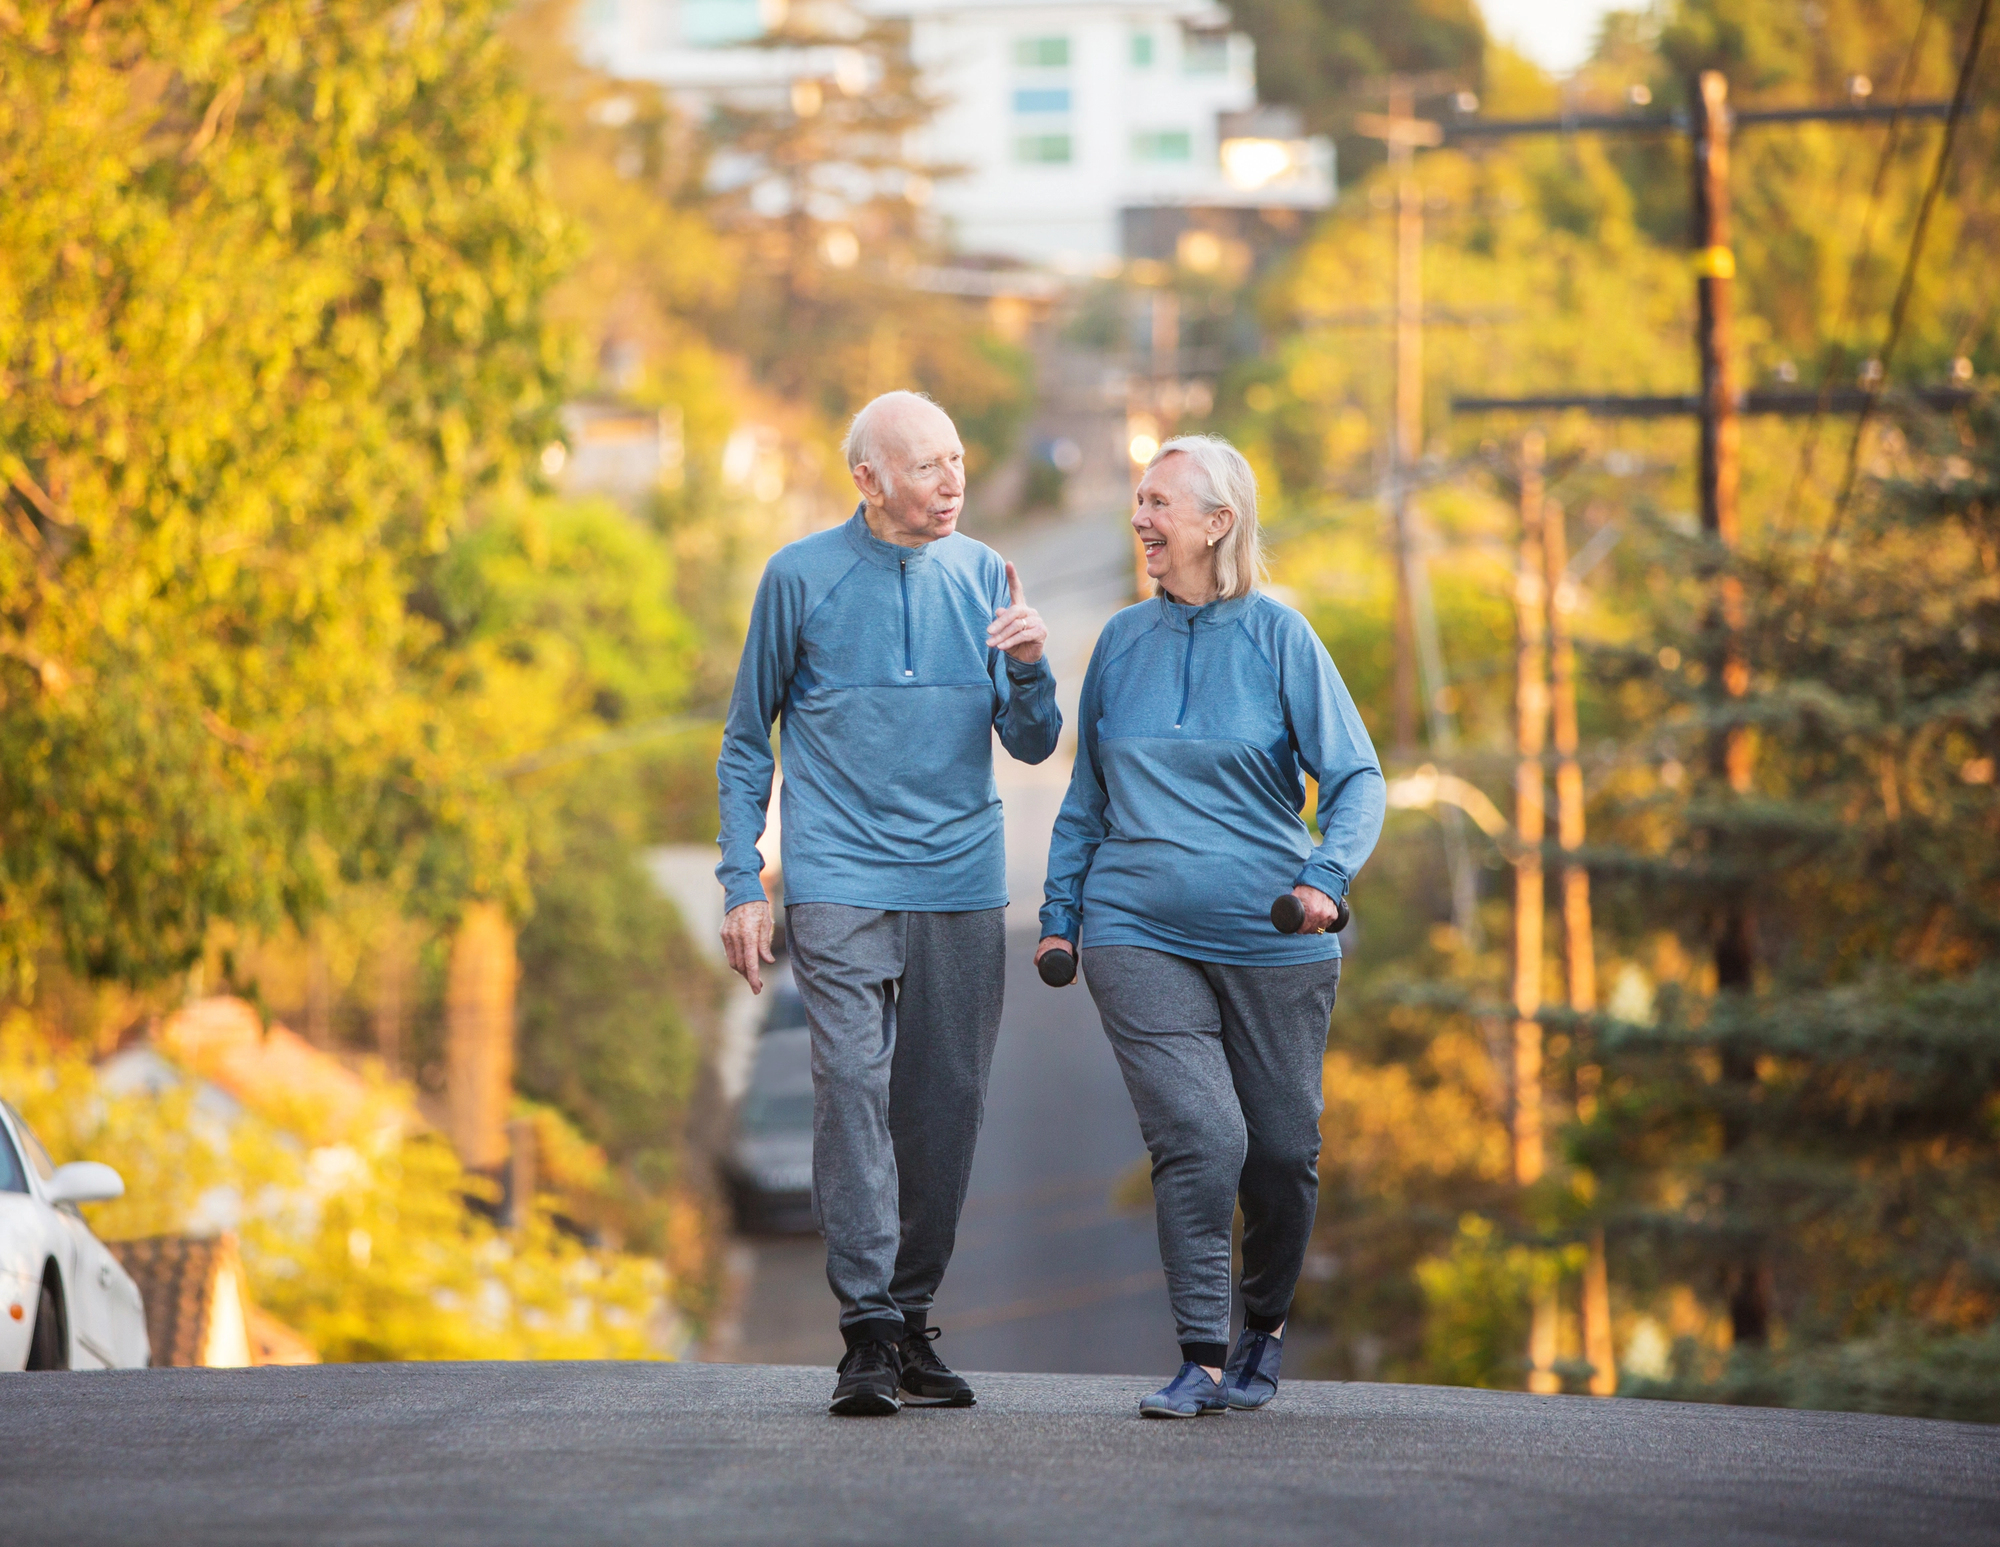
[1034,935,1075,985]
[1291,885,1340,935]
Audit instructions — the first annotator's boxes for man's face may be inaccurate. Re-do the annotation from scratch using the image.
[856,405,966,546]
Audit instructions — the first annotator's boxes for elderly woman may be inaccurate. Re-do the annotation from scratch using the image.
[1037,435,1385,1418]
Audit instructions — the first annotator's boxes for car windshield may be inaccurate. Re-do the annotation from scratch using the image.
[0,1114,25,1195]
[739,1090,813,1137]
[0,1101,54,1182]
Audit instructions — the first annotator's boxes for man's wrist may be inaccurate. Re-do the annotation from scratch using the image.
[1004,652,1049,677]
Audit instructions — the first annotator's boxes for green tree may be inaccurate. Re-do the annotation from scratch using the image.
[0,0,570,987]
[0,1011,672,1361]
[1245,0,2000,1410]
[1225,0,1486,151]
[1571,396,2000,1420]
[695,16,1034,481]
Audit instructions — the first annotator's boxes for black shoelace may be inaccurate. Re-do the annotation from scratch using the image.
[839,1340,897,1377]
[902,1325,950,1374]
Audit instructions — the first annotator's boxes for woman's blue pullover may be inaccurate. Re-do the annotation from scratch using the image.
[1039,590,1385,965]
[716,508,1062,914]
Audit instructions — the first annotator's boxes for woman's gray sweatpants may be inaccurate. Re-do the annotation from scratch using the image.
[1082,945,1341,1352]
[787,903,1006,1350]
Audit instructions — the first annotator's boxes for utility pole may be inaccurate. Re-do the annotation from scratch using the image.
[1692,69,1768,1351]
[1443,75,1963,1350]
[1543,502,1596,1021]
[1356,80,1482,946]
[1357,79,1447,759]
[1693,74,1754,791]
[1512,433,1559,1395]
[1390,77,1424,761]
[1543,495,1614,1396]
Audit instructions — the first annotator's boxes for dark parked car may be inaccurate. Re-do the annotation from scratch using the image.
[721,969,816,1234]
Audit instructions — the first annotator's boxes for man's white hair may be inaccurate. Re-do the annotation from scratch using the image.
[842,390,941,497]
[1146,434,1265,600]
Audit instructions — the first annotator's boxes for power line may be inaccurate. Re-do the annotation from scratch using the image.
[1775,0,1942,538]
[1813,0,1994,586]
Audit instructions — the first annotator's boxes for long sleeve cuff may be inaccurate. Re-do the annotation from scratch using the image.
[1038,902,1079,941]
[1294,858,1350,900]
[1005,654,1053,682]
[722,877,769,913]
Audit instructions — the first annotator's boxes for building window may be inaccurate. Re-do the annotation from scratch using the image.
[683,0,766,46]
[1013,87,1072,115]
[1014,133,1073,164]
[1013,36,1070,69]
[1132,130,1192,162]
[1131,31,1154,67]
[1182,30,1228,74]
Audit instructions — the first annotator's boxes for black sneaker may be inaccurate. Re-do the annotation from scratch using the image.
[829,1339,903,1417]
[898,1325,976,1407]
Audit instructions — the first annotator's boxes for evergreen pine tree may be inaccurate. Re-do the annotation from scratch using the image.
[1578,394,2000,1421]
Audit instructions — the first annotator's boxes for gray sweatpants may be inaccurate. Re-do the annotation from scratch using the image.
[1083,945,1341,1352]
[787,903,1006,1348]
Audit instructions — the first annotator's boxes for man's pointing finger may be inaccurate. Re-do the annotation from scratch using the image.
[1005,559,1025,609]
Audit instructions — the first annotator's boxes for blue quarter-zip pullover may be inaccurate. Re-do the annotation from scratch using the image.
[716,507,1062,913]
[1040,591,1385,964]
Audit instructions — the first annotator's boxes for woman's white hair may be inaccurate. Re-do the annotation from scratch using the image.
[1146,434,1265,600]
[842,389,939,497]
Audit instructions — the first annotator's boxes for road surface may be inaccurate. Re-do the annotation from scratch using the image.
[6,1361,1996,1546]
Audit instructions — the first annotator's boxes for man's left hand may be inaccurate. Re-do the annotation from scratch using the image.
[988,560,1047,665]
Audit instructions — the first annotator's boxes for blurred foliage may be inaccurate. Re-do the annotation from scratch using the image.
[0,0,571,986]
[1,1012,672,1360]
[696,15,1035,483]
[1227,0,1487,151]
[514,767,720,1248]
[1247,0,2000,1419]
[0,0,752,1354]
[1570,394,2000,1417]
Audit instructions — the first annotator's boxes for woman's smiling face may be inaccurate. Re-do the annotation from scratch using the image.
[1132,451,1230,603]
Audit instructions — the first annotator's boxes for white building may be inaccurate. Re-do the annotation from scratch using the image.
[578,0,1332,268]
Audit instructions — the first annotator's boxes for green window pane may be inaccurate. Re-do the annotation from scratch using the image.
[1183,32,1228,74]
[1132,130,1192,162]
[1014,133,1073,164]
[1013,36,1070,69]
[1131,32,1154,67]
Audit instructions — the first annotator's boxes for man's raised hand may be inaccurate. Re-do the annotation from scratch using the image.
[721,899,776,994]
[987,560,1048,665]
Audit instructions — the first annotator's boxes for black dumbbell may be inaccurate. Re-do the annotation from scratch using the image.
[1271,892,1352,935]
[1037,945,1077,986]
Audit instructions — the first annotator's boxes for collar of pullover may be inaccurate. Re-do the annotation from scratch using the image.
[843,505,937,570]
[1155,590,1254,632]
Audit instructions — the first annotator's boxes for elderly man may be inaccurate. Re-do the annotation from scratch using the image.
[716,391,1060,1415]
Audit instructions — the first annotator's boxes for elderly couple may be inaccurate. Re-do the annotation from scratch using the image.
[716,391,1384,1418]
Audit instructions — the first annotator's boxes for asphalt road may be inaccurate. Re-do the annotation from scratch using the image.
[7,1361,1997,1546]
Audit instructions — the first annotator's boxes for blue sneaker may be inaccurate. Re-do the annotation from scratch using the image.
[1221,1329,1283,1409]
[1139,1361,1229,1419]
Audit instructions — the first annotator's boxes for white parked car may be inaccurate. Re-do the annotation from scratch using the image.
[0,1099,150,1370]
